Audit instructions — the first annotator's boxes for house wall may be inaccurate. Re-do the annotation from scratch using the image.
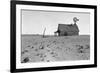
[59,31,65,36]
[59,31,79,36]
[67,31,79,36]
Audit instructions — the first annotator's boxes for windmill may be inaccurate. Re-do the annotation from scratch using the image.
[73,17,79,24]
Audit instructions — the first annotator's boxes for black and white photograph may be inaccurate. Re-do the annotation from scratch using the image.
[11,1,97,72]
[21,10,90,63]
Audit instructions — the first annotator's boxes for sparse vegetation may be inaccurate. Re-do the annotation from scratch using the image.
[22,57,30,63]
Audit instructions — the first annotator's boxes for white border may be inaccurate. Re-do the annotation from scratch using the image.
[16,4,94,69]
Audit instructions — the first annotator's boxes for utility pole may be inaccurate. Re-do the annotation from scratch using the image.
[43,27,46,38]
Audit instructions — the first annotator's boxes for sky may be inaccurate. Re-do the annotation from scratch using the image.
[22,10,90,35]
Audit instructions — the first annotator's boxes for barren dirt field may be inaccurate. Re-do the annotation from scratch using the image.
[21,35,90,63]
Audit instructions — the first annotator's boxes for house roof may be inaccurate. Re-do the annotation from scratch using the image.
[58,24,79,32]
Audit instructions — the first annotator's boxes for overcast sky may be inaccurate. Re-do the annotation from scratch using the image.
[22,10,90,35]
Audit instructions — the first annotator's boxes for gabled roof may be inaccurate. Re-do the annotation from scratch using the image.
[58,24,79,32]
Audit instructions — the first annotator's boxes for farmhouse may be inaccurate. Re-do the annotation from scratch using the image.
[54,23,79,36]
[54,17,79,36]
